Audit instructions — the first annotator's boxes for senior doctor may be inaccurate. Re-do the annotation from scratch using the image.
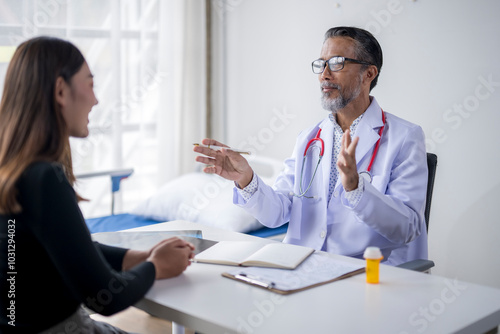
[194,26,428,266]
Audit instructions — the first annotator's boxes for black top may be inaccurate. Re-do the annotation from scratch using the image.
[0,162,155,333]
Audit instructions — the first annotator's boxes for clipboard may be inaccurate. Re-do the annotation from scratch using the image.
[222,253,365,295]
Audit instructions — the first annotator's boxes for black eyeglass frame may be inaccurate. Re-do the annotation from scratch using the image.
[311,56,373,74]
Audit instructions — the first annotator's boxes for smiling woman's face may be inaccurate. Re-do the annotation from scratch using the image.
[58,61,98,138]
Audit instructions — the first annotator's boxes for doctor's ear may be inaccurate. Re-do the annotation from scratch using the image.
[364,65,378,86]
[366,65,378,80]
[54,76,70,108]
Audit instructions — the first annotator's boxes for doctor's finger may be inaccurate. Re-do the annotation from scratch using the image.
[223,147,250,161]
[202,165,219,174]
[337,153,357,175]
[193,145,222,157]
[201,138,230,148]
[195,155,218,166]
[339,142,357,166]
[337,149,352,167]
[343,130,352,149]
[346,136,359,156]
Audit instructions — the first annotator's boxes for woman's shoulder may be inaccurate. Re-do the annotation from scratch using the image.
[20,161,66,186]
[15,161,72,212]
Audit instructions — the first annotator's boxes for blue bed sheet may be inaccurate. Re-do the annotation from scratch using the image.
[85,213,288,238]
[86,213,164,233]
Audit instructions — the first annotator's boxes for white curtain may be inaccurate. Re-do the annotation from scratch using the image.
[158,0,207,185]
[0,0,208,217]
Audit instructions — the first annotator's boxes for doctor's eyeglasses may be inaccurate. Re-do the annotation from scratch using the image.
[311,56,373,74]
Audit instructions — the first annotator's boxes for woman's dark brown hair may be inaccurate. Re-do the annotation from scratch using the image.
[0,36,85,214]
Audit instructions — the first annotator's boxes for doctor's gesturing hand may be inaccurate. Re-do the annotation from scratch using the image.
[193,138,254,188]
[337,129,360,192]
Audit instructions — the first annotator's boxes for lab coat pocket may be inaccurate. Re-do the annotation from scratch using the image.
[289,194,324,239]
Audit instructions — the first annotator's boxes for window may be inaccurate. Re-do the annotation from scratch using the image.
[0,0,166,218]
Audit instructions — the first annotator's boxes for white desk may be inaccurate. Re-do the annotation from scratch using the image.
[101,221,500,334]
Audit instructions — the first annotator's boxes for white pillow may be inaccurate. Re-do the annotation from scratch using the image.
[130,173,262,233]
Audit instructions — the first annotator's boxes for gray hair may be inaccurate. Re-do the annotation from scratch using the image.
[324,26,383,91]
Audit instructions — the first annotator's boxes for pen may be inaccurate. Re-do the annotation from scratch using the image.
[235,273,275,289]
[193,143,251,155]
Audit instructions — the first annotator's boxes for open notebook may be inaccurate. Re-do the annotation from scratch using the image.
[194,241,314,270]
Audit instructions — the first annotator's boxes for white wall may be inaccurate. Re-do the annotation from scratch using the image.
[219,0,500,289]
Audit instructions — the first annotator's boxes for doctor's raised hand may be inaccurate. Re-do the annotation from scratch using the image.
[193,138,254,188]
[337,129,360,192]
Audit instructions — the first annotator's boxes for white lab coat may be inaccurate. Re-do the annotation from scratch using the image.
[234,97,428,265]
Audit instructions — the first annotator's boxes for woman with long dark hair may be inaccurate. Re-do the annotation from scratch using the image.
[0,36,194,333]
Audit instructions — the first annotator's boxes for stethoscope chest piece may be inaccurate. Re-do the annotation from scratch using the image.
[359,171,372,183]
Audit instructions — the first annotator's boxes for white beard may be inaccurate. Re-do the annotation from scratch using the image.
[320,74,363,113]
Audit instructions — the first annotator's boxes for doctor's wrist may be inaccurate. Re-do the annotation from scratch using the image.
[235,171,254,189]
[343,174,359,192]
[344,176,364,208]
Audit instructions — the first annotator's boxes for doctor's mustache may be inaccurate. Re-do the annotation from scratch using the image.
[321,82,341,90]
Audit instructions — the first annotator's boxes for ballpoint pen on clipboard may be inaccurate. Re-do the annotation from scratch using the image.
[234,273,275,289]
[193,143,251,155]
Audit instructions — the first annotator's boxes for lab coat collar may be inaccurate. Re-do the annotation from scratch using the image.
[353,96,385,166]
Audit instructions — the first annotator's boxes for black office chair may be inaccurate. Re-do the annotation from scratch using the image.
[396,153,437,272]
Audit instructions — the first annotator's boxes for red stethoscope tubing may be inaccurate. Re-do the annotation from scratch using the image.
[303,110,385,163]
[298,109,386,197]
[304,128,325,157]
[366,110,386,173]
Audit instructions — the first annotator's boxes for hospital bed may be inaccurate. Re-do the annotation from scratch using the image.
[80,156,288,239]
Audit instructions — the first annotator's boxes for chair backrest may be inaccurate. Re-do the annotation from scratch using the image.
[424,153,438,231]
[393,153,438,272]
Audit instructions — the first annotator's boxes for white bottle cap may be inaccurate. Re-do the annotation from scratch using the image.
[363,246,383,259]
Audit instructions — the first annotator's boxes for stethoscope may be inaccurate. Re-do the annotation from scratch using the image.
[294,110,386,198]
